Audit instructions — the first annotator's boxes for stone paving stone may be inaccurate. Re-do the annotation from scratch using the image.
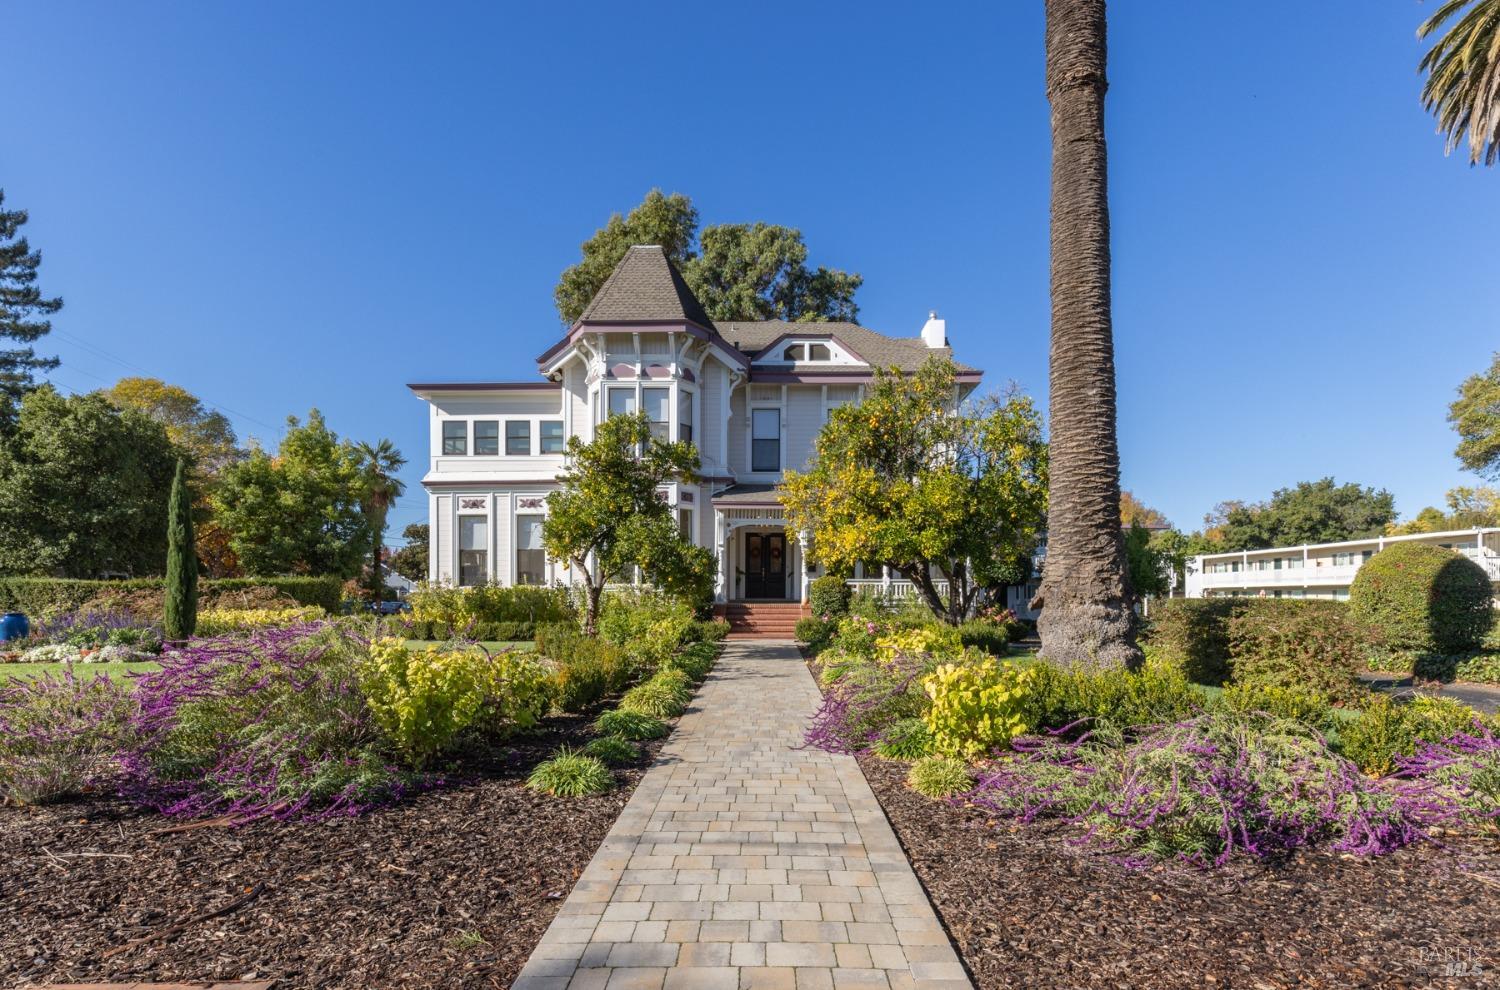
[511,642,971,990]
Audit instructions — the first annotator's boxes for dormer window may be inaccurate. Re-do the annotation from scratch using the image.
[782,342,832,362]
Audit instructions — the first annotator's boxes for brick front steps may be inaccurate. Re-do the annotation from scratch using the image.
[717,602,807,640]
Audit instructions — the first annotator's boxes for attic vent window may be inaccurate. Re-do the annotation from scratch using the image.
[782,342,832,362]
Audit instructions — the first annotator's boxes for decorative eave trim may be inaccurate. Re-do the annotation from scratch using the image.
[536,319,751,373]
[745,370,983,385]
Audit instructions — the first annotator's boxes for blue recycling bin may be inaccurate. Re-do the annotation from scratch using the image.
[0,611,30,642]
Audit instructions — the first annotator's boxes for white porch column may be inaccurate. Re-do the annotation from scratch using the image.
[798,529,812,604]
[714,509,728,603]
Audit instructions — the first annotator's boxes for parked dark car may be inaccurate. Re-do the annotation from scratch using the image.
[369,600,411,615]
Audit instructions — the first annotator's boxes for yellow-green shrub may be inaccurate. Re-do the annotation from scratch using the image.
[876,625,963,665]
[360,639,550,764]
[922,658,1035,759]
[195,606,326,636]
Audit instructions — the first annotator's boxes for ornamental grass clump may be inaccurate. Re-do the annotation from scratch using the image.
[907,755,973,798]
[0,672,137,804]
[872,717,936,760]
[583,735,639,764]
[619,670,694,719]
[527,747,614,797]
[595,708,669,740]
[123,624,413,822]
[968,711,1422,867]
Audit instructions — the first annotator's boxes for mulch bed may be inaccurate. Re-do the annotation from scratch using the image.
[0,711,667,990]
[860,753,1500,989]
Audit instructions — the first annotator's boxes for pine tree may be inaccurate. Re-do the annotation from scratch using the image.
[163,458,198,639]
[0,191,62,411]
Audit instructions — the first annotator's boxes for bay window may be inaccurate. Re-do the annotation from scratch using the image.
[607,389,636,418]
[643,387,670,442]
[679,391,693,443]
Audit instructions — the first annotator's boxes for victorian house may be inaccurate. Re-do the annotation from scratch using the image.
[410,245,981,609]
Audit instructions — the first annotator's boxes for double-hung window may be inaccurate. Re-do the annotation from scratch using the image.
[473,420,499,456]
[678,508,693,541]
[516,515,546,586]
[751,409,780,472]
[679,392,693,443]
[459,516,488,586]
[643,387,670,443]
[540,420,565,454]
[506,421,531,456]
[442,421,468,455]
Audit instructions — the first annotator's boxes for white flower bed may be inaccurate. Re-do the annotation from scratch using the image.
[8,643,156,665]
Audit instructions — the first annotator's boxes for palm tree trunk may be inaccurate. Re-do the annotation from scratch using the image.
[371,511,386,602]
[1035,0,1142,670]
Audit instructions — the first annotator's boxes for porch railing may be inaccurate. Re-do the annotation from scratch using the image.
[845,578,949,602]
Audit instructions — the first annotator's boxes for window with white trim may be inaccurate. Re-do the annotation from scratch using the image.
[459,516,488,587]
[678,508,693,541]
[516,515,546,586]
[607,389,636,418]
[540,420,565,454]
[752,408,780,472]
[506,421,531,456]
[679,391,693,443]
[643,387,670,443]
[473,420,499,456]
[442,421,468,455]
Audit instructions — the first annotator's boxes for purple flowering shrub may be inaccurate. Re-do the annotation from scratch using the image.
[967,711,1424,867]
[1391,723,1500,831]
[32,608,163,654]
[804,651,932,754]
[122,624,418,822]
[0,672,137,804]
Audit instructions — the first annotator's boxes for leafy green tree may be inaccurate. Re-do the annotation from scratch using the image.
[781,358,1048,625]
[1124,522,1171,601]
[554,190,862,325]
[1450,352,1500,479]
[1120,490,1170,528]
[211,410,371,577]
[1210,478,1396,550]
[0,191,62,414]
[542,412,712,635]
[390,523,429,583]
[1418,0,1500,165]
[163,459,197,639]
[1388,486,1500,534]
[102,377,241,474]
[354,439,407,600]
[0,387,177,576]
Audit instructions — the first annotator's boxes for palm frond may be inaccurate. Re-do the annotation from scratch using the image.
[1418,0,1500,165]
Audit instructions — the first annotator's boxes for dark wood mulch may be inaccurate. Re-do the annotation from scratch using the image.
[860,754,1500,990]
[0,712,666,990]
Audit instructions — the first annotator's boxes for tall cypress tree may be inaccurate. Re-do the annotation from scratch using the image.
[163,458,197,639]
[0,190,63,412]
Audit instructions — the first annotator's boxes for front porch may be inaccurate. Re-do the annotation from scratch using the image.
[711,484,806,604]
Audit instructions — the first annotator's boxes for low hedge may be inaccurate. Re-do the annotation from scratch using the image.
[1349,542,1494,654]
[0,575,344,618]
[1145,598,1245,685]
[957,620,1011,657]
[407,584,575,630]
[400,618,539,642]
[1225,599,1367,702]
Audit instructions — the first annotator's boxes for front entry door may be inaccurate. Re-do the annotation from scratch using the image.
[744,532,787,599]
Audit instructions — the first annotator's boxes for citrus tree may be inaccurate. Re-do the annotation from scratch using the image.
[543,412,714,635]
[781,357,1048,625]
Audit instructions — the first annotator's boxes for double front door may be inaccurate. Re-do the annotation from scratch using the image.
[743,531,787,600]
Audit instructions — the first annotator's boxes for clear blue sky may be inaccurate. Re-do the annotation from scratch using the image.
[5,1,1496,540]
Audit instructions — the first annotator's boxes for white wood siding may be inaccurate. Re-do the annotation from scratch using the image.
[434,495,454,583]
[785,386,822,471]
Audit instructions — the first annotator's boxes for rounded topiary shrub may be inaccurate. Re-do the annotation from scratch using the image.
[1349,542,1495,654]
[808,575,853,619]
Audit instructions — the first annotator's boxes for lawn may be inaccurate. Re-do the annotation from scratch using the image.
[0,660,160,681]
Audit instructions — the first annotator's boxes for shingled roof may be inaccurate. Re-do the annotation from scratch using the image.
[563,245,977,377]
[715,320,975,373]
[578,245,715,328]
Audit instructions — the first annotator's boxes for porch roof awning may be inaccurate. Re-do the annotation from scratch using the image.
[710,483,784,508]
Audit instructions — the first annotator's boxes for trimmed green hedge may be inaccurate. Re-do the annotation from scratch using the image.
[956,620,1011,656]
[1144,598,1244,685]
[1349,542,1494,654]
[0,575,344,617]
[402,618,539,642]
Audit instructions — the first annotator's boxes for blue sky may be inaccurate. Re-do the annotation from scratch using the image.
[5,1,1496,540]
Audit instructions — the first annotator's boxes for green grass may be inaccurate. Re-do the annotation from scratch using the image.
[403,640,534,652]
[0,660,160,681]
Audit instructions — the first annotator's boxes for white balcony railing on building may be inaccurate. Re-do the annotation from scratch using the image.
[1196,548,1500,590]
[846,578,950,602]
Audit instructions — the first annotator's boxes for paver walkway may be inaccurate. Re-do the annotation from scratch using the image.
[513,640,971,990]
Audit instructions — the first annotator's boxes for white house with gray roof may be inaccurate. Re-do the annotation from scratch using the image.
[409,244,980,604]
